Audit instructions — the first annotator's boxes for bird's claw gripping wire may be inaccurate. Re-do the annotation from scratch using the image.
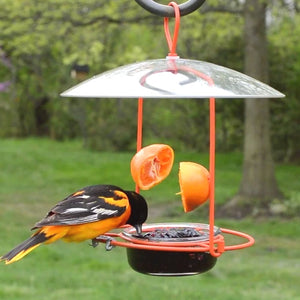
[91,235,115,251]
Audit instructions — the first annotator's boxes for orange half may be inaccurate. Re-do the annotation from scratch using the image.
[178,162,210,212]
[131,144,174,190]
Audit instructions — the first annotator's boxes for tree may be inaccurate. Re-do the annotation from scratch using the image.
[222,0,284,217]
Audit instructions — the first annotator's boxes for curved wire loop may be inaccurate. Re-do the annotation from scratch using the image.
[135,0,206,17]
[95,226,255,253]
[164,2,180,56]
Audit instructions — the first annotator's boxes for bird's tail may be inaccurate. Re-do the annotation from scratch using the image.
[1,231,48,264]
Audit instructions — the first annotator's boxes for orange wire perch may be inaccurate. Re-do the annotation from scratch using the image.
[95,1,254,276]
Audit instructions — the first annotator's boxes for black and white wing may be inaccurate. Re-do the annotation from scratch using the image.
[32,185,129,228]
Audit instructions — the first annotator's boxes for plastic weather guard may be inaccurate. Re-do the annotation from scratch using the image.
[61,57,284,99]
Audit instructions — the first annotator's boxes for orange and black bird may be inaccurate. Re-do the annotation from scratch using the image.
[1,184,148,264]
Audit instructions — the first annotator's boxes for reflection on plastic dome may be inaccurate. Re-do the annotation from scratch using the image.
[61,57,284,99]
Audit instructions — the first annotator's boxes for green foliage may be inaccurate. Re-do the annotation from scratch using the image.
[0,1,298,160]
[85,99,138,151]
[269,14,300,162]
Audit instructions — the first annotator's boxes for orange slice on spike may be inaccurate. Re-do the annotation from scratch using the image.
[131,144,174,190]
[178,162,210,212]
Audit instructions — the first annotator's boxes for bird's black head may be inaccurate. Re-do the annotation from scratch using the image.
[125,191,148,235]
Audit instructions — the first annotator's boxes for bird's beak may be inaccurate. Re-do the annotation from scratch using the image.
[134,224,143,236]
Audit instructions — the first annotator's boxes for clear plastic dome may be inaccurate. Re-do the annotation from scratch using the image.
[61,57,284,99]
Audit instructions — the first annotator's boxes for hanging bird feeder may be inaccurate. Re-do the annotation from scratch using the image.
[61,0,284,276]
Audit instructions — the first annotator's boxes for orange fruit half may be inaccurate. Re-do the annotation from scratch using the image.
[131,144,174,190]
[178,162,210,212]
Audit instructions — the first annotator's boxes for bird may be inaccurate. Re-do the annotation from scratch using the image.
[1,184,148,264]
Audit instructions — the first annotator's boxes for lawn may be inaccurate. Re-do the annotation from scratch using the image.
[0,138,299,300]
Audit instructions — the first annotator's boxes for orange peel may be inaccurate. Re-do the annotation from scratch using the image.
[131,144,174,190]
[178,162,210,212]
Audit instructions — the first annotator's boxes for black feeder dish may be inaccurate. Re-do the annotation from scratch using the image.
[127,249,217,276]
[123,223,220,276]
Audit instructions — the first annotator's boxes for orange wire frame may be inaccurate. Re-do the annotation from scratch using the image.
[97,1,255,256]
[135,97,143,194]
[99,227,254,253]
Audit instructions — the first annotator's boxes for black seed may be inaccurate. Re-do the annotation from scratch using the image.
[142,227,204,240]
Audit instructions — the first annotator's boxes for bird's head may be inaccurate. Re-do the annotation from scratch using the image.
[125,191,148,236]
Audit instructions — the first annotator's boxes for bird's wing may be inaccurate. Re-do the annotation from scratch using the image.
[33,187,129,228]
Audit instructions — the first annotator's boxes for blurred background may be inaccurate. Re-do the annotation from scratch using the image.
[0,0,299,299]
[1,0,299,157]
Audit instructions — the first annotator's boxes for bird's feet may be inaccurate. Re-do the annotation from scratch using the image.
[91,235,115,251]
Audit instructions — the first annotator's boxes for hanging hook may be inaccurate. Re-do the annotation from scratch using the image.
[164,2,181,56]
[135,0,206,17]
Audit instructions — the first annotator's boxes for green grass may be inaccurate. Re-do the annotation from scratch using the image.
[0,138,299,300]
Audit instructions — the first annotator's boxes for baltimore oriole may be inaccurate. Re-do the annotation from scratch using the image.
[1,184,148,264]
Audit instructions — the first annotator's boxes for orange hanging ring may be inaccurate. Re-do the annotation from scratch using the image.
[94,224,254,276]
[164,2,181,56]
[96,225,255,253]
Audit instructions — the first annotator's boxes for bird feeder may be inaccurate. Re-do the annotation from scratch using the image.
[61,0,284,276]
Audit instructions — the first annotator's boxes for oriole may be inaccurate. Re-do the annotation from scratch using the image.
[1,184,148,264]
